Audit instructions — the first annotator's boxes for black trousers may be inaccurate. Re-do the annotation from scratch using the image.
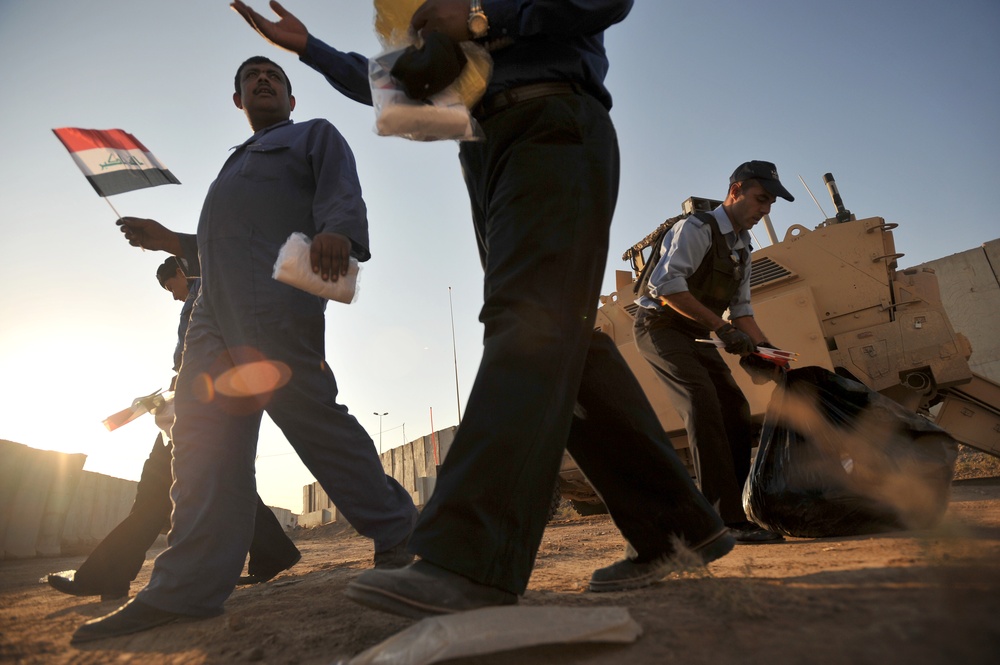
[72,433,300,594]
[409,90,723,594]
[633,309,753,525]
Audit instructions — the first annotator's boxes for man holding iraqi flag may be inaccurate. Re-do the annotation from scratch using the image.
[63,56,418,643]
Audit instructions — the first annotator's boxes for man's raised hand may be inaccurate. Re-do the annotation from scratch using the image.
[231,0,309,55]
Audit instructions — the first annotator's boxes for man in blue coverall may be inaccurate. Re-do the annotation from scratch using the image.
[233,0,732,619]
[72,55,417,643]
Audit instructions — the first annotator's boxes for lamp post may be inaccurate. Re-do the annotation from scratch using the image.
[373,411,388,454]
[449,286,462,424]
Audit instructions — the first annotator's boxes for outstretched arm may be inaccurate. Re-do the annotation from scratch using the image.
[230,0,308,55]
[412,0,634,42]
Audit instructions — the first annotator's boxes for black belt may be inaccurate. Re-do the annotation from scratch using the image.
[474,82,582,120]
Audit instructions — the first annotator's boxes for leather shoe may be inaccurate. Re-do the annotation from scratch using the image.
[373,533,414,570]
[71,599,194,644]
[728,521,785,544]
[589,527,735,592]
[46,570,128,602]
[346,560,517,619]
[238,550,302,585]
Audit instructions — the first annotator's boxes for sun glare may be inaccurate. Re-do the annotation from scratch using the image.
[0,330,166,482]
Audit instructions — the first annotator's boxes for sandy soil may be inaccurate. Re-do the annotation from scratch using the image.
[2,473,999,665]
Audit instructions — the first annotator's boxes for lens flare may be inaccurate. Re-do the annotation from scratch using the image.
[214,360,292,398]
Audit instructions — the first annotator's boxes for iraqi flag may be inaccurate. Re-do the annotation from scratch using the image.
[53,127,180,197]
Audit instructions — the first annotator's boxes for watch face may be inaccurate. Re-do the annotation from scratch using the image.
[469,14,488,37]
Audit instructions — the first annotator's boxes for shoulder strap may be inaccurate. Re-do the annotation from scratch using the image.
[632,211,716,297]
[632,227,668,297]
[691,210,716,227]
[695,211,727,258]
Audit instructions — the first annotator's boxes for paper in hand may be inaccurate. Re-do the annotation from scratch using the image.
[695,338,799,361]
[273,232,360,304]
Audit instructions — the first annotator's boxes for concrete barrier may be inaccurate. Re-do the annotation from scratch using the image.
[59,472,138,555]
[1,440,86,558]
[0,439,138,560]
[0,440,316,559]
[917,238,1000,383]
[299,426,458,527]
[269,506,298,530]
[299,509,332,528]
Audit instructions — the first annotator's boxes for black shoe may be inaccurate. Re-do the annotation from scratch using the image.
[728,521,785,544]
[71,599,193,644]
[589,527,735,593]
[373,533,414,570]
[238,550,302,585]
[46,570,128,602]
[346,560,518,619]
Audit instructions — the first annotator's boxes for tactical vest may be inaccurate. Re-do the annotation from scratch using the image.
[689,213,748,316]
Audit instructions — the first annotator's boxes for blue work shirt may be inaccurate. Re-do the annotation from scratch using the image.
[637,206,755,319]
[196,118,368,330]
[173,278,200,372]
[300,0,634,110]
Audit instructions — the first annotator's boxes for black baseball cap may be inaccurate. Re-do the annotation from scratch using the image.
[730,160,795,202]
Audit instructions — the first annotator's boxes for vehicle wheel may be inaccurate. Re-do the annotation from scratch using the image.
[547,482,563,521]
[571,499,608,516]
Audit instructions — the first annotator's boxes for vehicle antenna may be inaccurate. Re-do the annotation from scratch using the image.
[798,174,829,219]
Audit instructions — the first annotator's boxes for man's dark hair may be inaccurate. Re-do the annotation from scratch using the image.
[156,256,182,288]
[733,178,761,193]
[234,56,291,96]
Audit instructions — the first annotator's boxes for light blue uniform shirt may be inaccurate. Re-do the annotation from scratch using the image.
[636,206,754,319]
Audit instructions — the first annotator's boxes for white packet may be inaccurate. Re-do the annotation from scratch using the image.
[272,232,361,304]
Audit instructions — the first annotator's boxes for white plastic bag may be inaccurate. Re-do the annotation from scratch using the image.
[370,47,482,142]
[342,606,642,665]
[272,232,361,304]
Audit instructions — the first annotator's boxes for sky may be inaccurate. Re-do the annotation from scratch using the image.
[1,1,998,513]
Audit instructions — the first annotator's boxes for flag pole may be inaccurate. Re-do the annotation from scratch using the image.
[102,196,124,220]
[101,196,141,250]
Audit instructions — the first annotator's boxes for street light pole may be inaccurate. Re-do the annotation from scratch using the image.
[449,287,462,424]
[373,411,388,454]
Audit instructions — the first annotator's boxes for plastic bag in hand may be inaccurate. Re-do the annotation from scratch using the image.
[272,232,360,304]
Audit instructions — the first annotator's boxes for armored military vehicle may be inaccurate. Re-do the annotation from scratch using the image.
[559,173,1000,514]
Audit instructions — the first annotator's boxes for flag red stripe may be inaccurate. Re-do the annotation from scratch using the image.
[52,127,151,154]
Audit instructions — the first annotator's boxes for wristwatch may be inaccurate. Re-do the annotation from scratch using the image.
[468,0,489,40]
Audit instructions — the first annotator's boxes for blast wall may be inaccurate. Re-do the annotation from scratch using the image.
[0,439,136,559]
[300,426,456,526]
[912,238,1000,383]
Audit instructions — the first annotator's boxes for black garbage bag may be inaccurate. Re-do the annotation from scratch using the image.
[743,366,958,538]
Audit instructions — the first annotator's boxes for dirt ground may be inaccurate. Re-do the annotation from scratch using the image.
[2,452,1000,665]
